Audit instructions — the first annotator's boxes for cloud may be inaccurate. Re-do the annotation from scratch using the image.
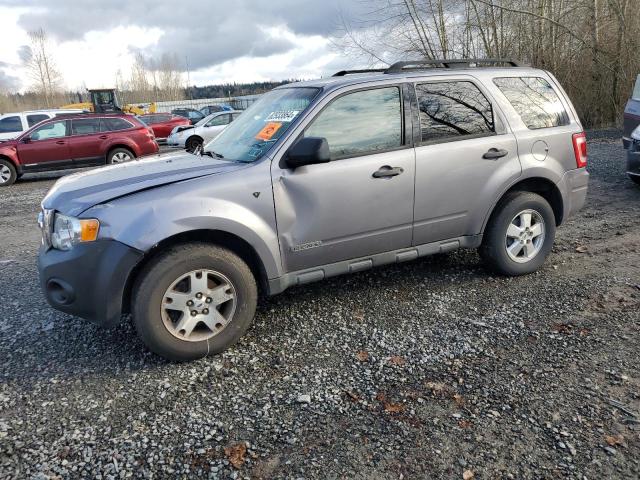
[0,62,20,91]
[6,0,365,71]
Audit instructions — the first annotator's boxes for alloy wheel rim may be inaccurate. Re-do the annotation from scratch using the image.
[161,269,237,342]
[112,152,132,163]
[505,209,546,263]
[0,165,11,183]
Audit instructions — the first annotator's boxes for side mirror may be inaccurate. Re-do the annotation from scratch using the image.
[285,137,330,169]
[21,136,31,143]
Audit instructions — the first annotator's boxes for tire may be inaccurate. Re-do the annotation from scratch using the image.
[107,147,135,164]
[0,159,17,187]
[480,192,556,276]
[629,174,640,186]
[185,136,203,153]
[132,243,257,361]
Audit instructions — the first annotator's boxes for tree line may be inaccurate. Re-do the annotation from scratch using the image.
[335,0,639,127]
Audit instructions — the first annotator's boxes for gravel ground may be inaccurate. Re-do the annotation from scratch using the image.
[0,133,638,479]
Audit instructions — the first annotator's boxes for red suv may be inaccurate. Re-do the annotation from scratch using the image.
[0,113,159,186]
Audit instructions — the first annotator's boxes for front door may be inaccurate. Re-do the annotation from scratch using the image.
[272,85,416,272]
[411,79,521,245]
[17,120,71,168]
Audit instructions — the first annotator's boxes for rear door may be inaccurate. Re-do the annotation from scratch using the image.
[411,78,521,245]
[272,84,415,272]
[69,117,104,165]
[17,119,71,167]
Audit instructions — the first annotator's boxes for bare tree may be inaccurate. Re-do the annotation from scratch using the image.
[334,0,640,127]
[22,28,63,108]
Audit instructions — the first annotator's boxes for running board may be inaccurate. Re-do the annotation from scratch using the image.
[267,235,482,295]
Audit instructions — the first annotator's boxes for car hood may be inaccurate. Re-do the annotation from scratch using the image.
[43,151,248,216]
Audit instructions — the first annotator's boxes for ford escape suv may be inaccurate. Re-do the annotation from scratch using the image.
[38,59,589,361]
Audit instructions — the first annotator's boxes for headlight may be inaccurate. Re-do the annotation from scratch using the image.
[51,214,100,251]
[632,125,640,141]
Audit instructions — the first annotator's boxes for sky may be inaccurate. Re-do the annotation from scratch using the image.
[0,0,367,92]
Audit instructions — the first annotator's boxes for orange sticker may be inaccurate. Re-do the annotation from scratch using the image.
[255,122,282,141]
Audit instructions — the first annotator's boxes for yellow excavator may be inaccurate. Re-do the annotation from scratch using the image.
[61,89,157,115]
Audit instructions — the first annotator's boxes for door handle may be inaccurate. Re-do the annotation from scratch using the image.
[373,166,404,178]
[99,135,109,139]
[483,148,508,160]
[55,140,66,145]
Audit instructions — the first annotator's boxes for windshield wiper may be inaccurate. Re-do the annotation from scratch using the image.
[202,150,225,159]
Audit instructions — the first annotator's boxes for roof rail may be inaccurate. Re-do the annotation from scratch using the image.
[385,58,522,73]
[332,68,386,77]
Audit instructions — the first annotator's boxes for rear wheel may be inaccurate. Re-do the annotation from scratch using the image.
[480,192,556,276]
[0,159,17,187]
[185,136,203,153]
[629,174,640,186]
[133,243,257,361]
[107,148,135,164]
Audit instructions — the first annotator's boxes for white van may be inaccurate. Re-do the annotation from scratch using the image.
[0,109,85,141]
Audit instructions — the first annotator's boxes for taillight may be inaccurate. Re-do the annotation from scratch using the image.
[572,132,587,168]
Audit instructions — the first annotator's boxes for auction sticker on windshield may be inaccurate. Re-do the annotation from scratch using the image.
[256,122,282,141]
[265,111,300,122]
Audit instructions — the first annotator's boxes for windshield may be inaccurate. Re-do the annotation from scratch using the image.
[203,87,320,162]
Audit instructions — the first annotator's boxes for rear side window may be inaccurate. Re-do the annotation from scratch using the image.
[27,114,49,127]
[415,81,494,143]
[493,77,569,129]
[72,118,102,135]
[206,114,230,127]
[305,86,402,159]
[101,118,133,132]
[0,116,22,133]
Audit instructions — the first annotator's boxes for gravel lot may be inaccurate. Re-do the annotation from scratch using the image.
[0,133,638,479]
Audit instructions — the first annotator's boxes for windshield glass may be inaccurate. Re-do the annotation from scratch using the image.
[203,87,320,162]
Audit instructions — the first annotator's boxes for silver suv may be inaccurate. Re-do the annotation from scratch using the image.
[38,59,589,361]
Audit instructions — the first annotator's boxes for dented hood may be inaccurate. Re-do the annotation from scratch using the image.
[42,151,246,216]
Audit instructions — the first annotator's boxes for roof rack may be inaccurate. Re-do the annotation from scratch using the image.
[384,58,522,73]
[332,68,386,77]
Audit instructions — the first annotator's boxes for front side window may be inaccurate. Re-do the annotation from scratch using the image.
[0,116,22,133]
[72,118,102,135]
[415,81,494,143]
[31,120,67,140]
[27,114,49,127]
[206,114,229,127]
[101,118,133,132]
[305,86,402,159]
[493,77,569,129]
[204,87,320,162]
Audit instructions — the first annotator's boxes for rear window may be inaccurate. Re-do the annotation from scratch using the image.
[72,118,101,135]
[101,117,133,132]
[415,81,495,143]
[0,116,22,133]
[27,114,49,127]
[494,77,569,129]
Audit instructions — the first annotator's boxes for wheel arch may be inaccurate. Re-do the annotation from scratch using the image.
[121,229,269,315]
[483,176,564,231]
[0,154,21,174]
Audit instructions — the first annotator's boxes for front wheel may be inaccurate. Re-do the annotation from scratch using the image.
[133,243,257,361]
[480,192,556,276]
[185,136,203,153]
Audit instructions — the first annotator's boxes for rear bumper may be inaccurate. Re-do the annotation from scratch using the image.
[556,168,589,223]
[38,240,143,327]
